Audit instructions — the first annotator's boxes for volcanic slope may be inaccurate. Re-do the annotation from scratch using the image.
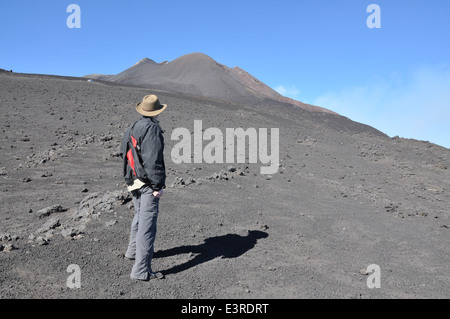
[0,71,449,299]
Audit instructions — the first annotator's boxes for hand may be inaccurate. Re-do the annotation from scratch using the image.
[152,189,164,198]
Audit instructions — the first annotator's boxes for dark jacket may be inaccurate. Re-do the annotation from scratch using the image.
[121,116,166,191]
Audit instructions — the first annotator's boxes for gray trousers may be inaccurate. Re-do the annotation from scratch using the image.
[125,186,159,280]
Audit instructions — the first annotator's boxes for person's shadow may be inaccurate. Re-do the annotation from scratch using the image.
[154,230,268,275]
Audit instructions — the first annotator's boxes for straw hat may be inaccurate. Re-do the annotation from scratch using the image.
[136,94,167,117]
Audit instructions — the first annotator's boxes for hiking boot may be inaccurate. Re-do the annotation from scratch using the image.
[149,271,165,280]
[130,271,164,282]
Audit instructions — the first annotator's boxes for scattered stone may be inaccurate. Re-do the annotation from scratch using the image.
[36,204,64,219]
[171,176,185,187]
[35,236,49,246]
[359,269,369,275]
[60,227,77,239]
[73,207,94,221]
[35,217,60,234]
[208,173,219,180]
[385,203,399,213]
[227,166,236,172]
[43,231,54,241]
[41,171,53,177]
[105,220,118,227]
[185,177,196,186]
[61,226,83,239]
[170,166,248,188]
[28,190,131,244]
[237,169,246,176]
[0,234,12,242]
[78,192,100,209]
[99,134,113,142]
[2,243,17,252]
[218,170,228,180]
[434,163,447,170]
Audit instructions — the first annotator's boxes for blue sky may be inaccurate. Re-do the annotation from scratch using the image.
[1,0,449,148]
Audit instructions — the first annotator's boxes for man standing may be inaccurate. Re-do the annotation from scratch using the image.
[121,94,167,281]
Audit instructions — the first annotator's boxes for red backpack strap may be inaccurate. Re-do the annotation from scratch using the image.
[131,135,138,148]
[126,124,139,177]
